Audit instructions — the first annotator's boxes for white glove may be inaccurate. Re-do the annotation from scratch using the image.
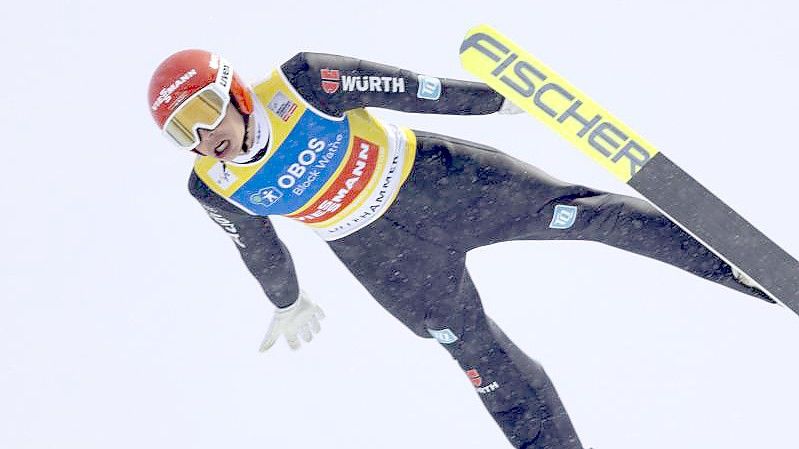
[259,291,325,352]
[497,98,524,115]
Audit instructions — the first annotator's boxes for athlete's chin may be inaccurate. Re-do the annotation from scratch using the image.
[227,151,249,162]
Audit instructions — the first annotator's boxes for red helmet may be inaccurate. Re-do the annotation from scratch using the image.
[147,49,253,149]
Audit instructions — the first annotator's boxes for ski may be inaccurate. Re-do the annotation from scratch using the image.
[459,24,799,314]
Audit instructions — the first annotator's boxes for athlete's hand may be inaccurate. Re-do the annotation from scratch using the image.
[497,98,524,115]
[259,291,325,352]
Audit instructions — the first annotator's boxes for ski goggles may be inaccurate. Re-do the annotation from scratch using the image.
[162,78,232,150]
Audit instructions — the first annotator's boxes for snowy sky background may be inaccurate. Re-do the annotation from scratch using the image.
[3,1,799,448]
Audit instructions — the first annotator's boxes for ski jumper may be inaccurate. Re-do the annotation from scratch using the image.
[188,52,773,449]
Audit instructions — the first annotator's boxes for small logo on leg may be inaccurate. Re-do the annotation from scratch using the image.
[465,369,482,387]
[427,327,458,344]
[464,368,500,394]
[549,204,578,229]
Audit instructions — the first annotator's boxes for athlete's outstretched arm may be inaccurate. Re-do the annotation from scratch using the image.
[281,52,505,116]
[188,171,300,308]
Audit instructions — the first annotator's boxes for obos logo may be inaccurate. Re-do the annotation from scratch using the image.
[250,187,283,209]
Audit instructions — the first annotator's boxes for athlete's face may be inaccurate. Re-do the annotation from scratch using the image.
[194,101,252,161]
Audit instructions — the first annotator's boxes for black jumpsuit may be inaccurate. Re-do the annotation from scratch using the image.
[188,52,772,449]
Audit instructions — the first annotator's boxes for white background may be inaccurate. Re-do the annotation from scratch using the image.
[2,1,798,448]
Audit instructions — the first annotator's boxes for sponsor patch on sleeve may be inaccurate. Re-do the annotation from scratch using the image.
[416,74,442,100]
